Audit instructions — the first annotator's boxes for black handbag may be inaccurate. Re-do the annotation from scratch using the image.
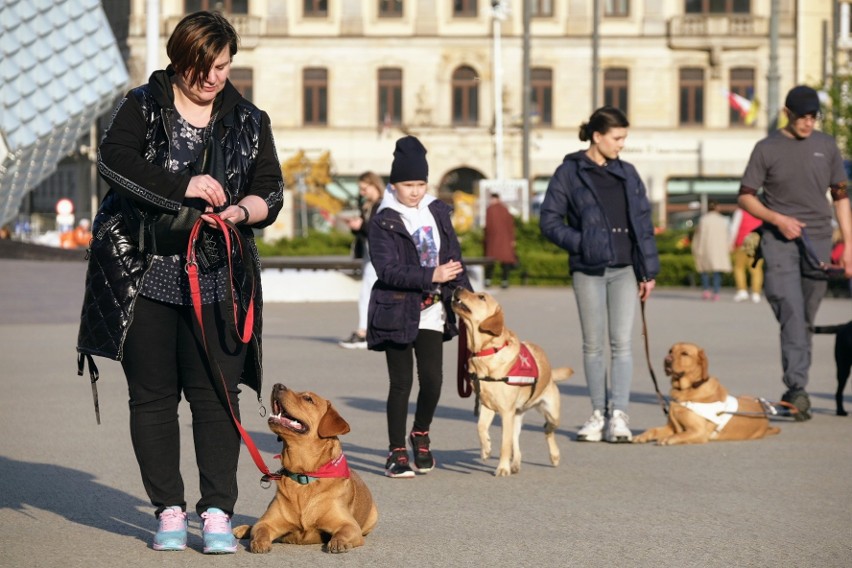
[123,135,227,257]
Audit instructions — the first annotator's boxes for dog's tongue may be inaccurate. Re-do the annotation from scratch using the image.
[270,413,305,432]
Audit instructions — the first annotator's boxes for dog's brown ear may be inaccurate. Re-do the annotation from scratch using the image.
[698,348,709,379]
[479,307,504,336]
[317,403,351,438]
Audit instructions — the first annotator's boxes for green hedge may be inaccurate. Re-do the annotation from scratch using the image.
[258,221,719,288]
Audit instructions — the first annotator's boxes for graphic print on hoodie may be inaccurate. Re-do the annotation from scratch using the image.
[413,225,439,268]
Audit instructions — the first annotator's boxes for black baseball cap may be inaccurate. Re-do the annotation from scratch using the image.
[784,85,820,116]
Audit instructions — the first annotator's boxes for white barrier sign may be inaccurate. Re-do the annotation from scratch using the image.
[478,178,529,225]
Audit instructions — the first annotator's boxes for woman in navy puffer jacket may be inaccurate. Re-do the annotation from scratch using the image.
[540,106,659,446]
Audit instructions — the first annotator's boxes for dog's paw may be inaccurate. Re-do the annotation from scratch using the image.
[232,524,251,539]
[494,465,511,477]
[249,539,273,554]
[327,538,355,554]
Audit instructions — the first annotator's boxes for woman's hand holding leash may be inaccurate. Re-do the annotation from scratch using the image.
[639,279,656,302]
[187,174,226,207]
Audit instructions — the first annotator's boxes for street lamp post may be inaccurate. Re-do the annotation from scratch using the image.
[492,0,508,181]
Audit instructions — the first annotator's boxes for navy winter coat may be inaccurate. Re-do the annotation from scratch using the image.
[539,151,660,281]
[366,199,470,350]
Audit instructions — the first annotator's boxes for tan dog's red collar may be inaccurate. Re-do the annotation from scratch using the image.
[474,344,507,357]
[269,453,351,485]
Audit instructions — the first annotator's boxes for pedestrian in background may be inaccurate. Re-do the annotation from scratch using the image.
[76,11,283,553]
[483,192,518,289]
[738,84,852,421]
[539,106,659,444]
[367,136,470,477]
[339,171,384,349]
[729,206,764,303]
[691,200,732,301]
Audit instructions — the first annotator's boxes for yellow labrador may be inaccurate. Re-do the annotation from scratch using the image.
[233,384,378,553]
[452,288,573,476]
[634,343,781,445]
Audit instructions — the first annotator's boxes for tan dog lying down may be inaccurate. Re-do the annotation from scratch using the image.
[233,384,378,553]
[452,288,573,476]
[633,343,780,445]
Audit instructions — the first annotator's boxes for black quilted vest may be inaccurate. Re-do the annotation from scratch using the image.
[76,82,266,396]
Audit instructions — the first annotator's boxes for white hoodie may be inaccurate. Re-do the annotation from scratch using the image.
[377,185,445,332]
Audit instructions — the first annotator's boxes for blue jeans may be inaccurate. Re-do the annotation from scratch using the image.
[700,271,722,294]
[572,266,638,413]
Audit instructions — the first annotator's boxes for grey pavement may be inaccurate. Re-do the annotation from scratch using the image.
[1,258,851,568]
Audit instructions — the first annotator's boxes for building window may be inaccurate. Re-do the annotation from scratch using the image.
[303,68,328,126]
[531,68,553,126]
[452,66,479,126]
[605,0,629,17]
[453,0,477,18]
[603,68,629,116]
[304,0,328,17]
[379,0,404,17]
[185,0,248,12]
[378,68,403,126]
[531,0,553,18]
[685,0,750,14]
[729,67,755,126]
[230,67,253,102]
[679,68,704,125]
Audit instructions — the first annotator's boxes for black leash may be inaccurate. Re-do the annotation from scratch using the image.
[640,299,669,416]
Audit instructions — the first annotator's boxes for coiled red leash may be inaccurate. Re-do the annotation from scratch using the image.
[186,215,280,482]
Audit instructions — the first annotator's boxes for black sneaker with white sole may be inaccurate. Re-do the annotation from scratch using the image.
[409,431,435,473]
[385,448,415,478]
[338,332,367,350]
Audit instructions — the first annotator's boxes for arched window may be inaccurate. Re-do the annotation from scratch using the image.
[452,66,479,126]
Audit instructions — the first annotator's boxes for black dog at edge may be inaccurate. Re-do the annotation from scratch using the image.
[813,321,852,416]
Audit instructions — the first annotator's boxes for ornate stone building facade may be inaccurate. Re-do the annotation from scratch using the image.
[115,0,835,228]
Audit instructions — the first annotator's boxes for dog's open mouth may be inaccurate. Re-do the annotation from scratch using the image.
[269,399,308,433]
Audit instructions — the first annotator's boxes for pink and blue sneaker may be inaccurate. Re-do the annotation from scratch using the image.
[201,508,238,554]
[152,506,187,551]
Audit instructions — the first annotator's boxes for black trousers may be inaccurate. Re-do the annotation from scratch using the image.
[384,329,444,450]
[121,295,246,517]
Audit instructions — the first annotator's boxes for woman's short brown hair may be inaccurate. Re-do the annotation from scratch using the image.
[166,11,239,89]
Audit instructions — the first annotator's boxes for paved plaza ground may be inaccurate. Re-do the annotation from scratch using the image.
[1,258,851,567]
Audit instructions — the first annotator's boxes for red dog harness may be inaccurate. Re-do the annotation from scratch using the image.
[473,343,540,386]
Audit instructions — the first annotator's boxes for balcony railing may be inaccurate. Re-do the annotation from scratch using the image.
[669,14,769,37]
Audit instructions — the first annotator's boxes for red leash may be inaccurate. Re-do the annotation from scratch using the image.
[186,215,280,482]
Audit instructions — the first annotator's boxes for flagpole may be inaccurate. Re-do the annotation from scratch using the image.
[767,0,780,132]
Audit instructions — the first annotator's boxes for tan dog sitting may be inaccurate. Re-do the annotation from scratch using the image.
[452,288,573,476]
[633,343,781,445]
[233,384,378,553]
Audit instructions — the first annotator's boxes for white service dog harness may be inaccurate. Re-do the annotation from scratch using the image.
[677,395,739,439]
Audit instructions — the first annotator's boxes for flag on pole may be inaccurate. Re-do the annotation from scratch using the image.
[723,89,758,125]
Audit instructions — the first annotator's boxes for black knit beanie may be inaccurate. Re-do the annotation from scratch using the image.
[389,136,428,183]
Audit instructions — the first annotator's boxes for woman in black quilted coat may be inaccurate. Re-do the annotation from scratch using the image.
[76,12,283,553]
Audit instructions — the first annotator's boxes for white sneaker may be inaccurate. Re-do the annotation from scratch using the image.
[577,410,605,442]
[751,292,761,303]
[605,410,633,443]
[733,290,749,302]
